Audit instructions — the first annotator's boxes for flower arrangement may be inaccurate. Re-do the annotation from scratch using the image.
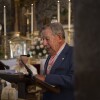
[28,36,48,59]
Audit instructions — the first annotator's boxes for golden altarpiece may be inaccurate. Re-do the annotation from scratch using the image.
[9,33,31,58]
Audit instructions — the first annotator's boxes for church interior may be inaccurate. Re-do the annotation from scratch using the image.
[0,0,100,100]
[0,0,73,100]
[0,0,74,59]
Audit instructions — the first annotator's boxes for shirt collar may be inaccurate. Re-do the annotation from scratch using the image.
[56,42,66,56]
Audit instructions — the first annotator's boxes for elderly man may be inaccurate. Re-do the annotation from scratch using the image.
[35,22,74,100]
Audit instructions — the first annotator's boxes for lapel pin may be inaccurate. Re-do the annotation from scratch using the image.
[62,58,64,60]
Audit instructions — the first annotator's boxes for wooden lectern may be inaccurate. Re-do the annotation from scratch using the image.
[0,70,60,99]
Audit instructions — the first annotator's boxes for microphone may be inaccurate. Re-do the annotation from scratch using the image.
[20,59,33,78]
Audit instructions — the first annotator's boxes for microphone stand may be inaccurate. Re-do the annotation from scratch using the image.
[20,59,34,79]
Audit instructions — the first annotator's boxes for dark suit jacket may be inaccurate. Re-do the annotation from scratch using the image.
[43,44,74,100]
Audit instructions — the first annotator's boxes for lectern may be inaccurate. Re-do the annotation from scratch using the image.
[0,70,60,99]
[0,70,33,99]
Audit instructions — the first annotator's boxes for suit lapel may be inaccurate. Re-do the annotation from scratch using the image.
[50,44,70,73]
[44,44,70,75]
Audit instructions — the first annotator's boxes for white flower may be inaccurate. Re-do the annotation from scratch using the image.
[40,44,44,48]
[40,40,43,44]
[38,53,42,56]
[45,54,48,58]
[32,51,36,55]
[43,49,47,54]
[36,46,40,49]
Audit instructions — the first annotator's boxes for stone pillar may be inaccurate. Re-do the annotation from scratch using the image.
[73,0,100,100]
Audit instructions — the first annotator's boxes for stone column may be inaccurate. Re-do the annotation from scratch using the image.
[73,0,100,100]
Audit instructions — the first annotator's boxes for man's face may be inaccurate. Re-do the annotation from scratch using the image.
[41,28,61,56]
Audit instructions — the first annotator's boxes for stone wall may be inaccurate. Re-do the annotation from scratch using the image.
[73,0,100,99]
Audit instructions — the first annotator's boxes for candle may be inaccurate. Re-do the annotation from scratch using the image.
[9,41,13,58]
[31,4,33,34]
[68,0,71,31]
[23,42,26,55]
[57,0,60,22]
[4,6,6,36]
[26,9,30,25]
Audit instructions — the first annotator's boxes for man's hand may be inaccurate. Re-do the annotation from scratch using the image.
[35,74,45,81]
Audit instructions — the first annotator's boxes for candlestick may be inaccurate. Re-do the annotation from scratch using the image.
[68,0,71,31]
[4,36,8,59]
[4,6,6,36]
[31,4,33,34]
[57,0,60,22]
